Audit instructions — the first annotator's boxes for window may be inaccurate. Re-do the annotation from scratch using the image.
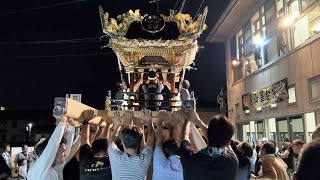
[231,35,238,60]
[243,22,252,55]
[256,107,262,112]
[233,62,244,83]
[309,75,320,100]
[293,5,320,47]
[246,51,262,75]
[301,0,317,11]
[288,86,297,104]
[236,30,244,59]
[264,37,279,63]
[245,110,250,114]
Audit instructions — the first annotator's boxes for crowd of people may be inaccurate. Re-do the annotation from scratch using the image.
[1,109,320,180]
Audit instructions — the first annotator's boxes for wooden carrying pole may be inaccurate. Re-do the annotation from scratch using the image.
[54,97,178,126]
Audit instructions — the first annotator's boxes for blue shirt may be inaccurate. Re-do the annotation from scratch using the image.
[152,147,183,180]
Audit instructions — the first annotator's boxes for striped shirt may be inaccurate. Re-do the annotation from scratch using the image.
[108,144,153,180]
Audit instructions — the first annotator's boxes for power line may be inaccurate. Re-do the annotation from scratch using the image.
[0,0,84,16]
[0,37,106,44]
[4,52,114,59]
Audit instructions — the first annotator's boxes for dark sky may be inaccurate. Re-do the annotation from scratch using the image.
[0,0,230,110]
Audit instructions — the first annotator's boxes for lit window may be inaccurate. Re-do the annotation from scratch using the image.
[264,37,278,64]
[309,75,320,100]
[293,5,320,47]
[301,0,317,11]
[288,86,297,104]
[245,110,250,114]
[257,107,262,112]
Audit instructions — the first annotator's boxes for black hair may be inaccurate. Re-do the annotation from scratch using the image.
[261,142,275,154]
[269,140,277,147]
[163,139,179,157]
[282,137,290,142]
[36,137,67,157]
[239,142,253,157]
[2,143,10,150]
[17,159,26,166]
[148,71,157,79]
[92,138,108,156]
[295,138,320,180]
[21,144,28,149]
[121,126,143,149]
[207,115,235,147]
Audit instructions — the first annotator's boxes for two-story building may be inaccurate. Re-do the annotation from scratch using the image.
[207,0,320,146]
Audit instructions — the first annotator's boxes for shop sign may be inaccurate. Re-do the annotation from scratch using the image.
[242,78,289,110]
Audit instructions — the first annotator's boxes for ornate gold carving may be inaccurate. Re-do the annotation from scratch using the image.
[99,6,207,73]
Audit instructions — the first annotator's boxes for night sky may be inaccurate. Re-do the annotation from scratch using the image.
[0,0,230,110]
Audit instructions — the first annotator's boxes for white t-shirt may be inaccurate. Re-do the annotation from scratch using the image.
[108,144,153,180]
[18,165,28,180]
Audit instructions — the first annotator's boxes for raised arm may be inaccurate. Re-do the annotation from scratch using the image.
[27,117,67,180]
[190,123,207,150]
[81,110,95,146]
[62,118,76,165]
[133,73,144,92]
[144,110,155,149]
[181,116,191,142]
[185,109,208,138]
[155,111,166,148]
[108,111,122,146]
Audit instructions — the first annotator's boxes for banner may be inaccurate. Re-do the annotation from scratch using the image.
[242,78,289,110]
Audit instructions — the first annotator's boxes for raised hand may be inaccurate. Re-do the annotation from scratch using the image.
[141,109,152,125]
[112,111,122,127]
[67,118,75,126]
[184,109,201,125]
[83,110,95,122]
[173,110,187,125]
[157,110,167,126]
[123,110,134,126]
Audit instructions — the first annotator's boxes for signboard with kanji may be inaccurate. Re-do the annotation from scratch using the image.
[242,78,289,110]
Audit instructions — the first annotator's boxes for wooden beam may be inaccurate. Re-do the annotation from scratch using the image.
[54,97,179,126]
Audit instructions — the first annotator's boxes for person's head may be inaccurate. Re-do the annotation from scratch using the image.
[92,139,108,157]
[21,144,28,153]
[182,80,190,89]
[256,139,262,147]
[282,137,290,147]
[17,159,27,166]
[2,143,10,152]
[163,139,179,157]
[37,137,67,165]
[293,138,320,180]
[121,126,143,151]
[269,140,277,148]
[261,137,268,145]
[207,115,235,147]
[260,142,275,157]
[148,70,157,83]
[292,139,305,156]
[238,142,253,157]
[312,124,320,140]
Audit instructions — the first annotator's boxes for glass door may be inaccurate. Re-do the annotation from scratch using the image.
[276,118,289,148]
[289,116,304,141]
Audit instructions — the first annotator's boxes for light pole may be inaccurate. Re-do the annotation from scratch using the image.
[27,123,32,141]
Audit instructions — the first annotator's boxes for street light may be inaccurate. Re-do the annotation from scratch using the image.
[27,123,32,141]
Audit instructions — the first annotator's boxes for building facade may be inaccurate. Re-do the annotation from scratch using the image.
[207,0,320,146]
